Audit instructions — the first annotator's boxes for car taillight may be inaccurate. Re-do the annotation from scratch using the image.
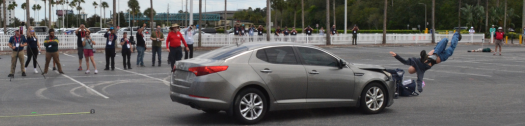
[188,66,228,76]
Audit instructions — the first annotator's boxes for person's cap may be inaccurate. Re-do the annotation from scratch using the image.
[498,27,503,30]
[110,27,114,30]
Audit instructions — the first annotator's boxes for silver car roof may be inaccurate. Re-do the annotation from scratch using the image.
[240,42,316,50]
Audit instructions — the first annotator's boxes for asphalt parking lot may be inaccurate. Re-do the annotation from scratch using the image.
[1,44,524,125]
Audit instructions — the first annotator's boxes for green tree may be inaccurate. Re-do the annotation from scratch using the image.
[21,2,27,21]
[101,1,108,24]
[7,1,17,27]
[128,0,140,26]
[271,0,285,27]
[144,7,156,20]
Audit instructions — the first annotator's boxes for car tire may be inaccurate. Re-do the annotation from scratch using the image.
[202,109,220,114]
[233,88,267,124]
[360,83,387,114]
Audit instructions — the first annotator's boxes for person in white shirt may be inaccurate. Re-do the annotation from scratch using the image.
[469,27,475,34]
[184,25,198,59]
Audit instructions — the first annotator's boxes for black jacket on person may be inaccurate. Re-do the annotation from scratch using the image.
[394,55,431,93]
[136,32,146,47]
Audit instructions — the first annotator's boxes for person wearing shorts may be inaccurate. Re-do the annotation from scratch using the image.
[494,27,504,56]
[82,31,97,74]
[76,24,90,71]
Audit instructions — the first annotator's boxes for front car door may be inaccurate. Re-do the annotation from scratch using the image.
[249,46,308,106]
[295,47,356,104]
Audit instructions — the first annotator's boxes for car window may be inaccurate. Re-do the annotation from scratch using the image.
[256,49,268,62]
[259,47,298,64]
[297,47,338,67]
[196,45,249,60]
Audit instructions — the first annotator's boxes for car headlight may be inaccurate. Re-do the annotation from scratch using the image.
[383,71,392,81]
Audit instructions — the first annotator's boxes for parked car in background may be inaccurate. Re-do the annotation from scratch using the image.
[33,26,49,34]
[92,31,108,36]
[170,42,395,124]
[89,27,102,33]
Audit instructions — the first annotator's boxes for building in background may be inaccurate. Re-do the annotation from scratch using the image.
[0,0,16,25]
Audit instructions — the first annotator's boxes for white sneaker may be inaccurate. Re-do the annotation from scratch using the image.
[85,70,90,74]
[34,68,38,74]
[94,70,98,74]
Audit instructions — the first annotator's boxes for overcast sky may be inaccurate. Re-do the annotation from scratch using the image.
[13,0,266,21]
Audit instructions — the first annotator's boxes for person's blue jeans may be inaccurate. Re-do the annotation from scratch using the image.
[136,46,145,66]
[433,32,460,62]
[152,46,162,65]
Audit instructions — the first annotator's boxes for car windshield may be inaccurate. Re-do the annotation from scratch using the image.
[195,45,249,60]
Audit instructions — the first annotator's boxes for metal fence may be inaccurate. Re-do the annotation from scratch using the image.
[0,33,485,51]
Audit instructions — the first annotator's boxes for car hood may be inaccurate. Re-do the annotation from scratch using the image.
[352,63,386,70]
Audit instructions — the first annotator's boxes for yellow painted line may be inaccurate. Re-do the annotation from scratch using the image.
[0,112,91,118]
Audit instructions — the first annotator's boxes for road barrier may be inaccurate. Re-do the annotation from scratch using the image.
[0,33,485,51]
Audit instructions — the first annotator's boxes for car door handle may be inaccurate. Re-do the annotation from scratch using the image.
[260,69,272,73]
[309,70,319,74]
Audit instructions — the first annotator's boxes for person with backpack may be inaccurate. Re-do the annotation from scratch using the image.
[389,31,462,94]
[494,27,504,56]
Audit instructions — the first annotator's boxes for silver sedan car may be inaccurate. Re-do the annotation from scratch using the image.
[170,42,395,124]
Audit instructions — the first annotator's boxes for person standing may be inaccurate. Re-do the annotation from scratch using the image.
[234,24,240,42]
[239,24,246,42]
[352,25,360,45]
[331,25,338,36]
[82,31,97,74]
[166,24,190,70]
[469,27,475,34]
[283,27,290,42]
[104,27,117,71]
[75,24,90,71]
[248,25,255,42]
[120,32,133,70]
[494,27,504,56]
[42,29,64,75]
[275,26,282,41]
[290,27,298,42]
[150,26,165,67]
[8,29,27,77]
[490,25,496,43]
[184,25,197,59]
[257,25,264,41]
[136,27,146,67]
[305,26,313,42]
[24,28,42,74]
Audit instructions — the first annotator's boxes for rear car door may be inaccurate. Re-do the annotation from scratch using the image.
[249,46,308,104]
[295,47,356,102]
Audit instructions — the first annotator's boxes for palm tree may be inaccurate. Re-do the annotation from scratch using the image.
[288,0,300,27]
[7,2,16,27]
[301,0,304,32]
[21,2,27,21]
[382,0,387,44]
[113,0,115,28]
[36,4,42,26]
[42,0,47,27]
[101,1,108,25]
[127,0,140,27]
[74,0,85,26]
[144,8,156,21]
[93,2,98,26]
[32,4,37,25]
[48,0,54,28]
[271,0,285,27]
[503,0,506,33]
[25,0,29,29]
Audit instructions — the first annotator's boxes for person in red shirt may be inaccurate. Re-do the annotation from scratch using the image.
[493,27,504,56]
[166,24,190,69]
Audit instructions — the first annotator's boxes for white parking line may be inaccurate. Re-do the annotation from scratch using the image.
[62,53,76,58]
[115,68,170,86]
[48,68,109,99]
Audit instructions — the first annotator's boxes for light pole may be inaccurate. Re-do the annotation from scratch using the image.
[418,3,426,31]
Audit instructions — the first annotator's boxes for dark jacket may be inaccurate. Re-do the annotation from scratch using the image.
[104,32,118,49]
[394,55,431,92]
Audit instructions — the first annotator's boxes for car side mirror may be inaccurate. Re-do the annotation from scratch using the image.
[338,59,347,69]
